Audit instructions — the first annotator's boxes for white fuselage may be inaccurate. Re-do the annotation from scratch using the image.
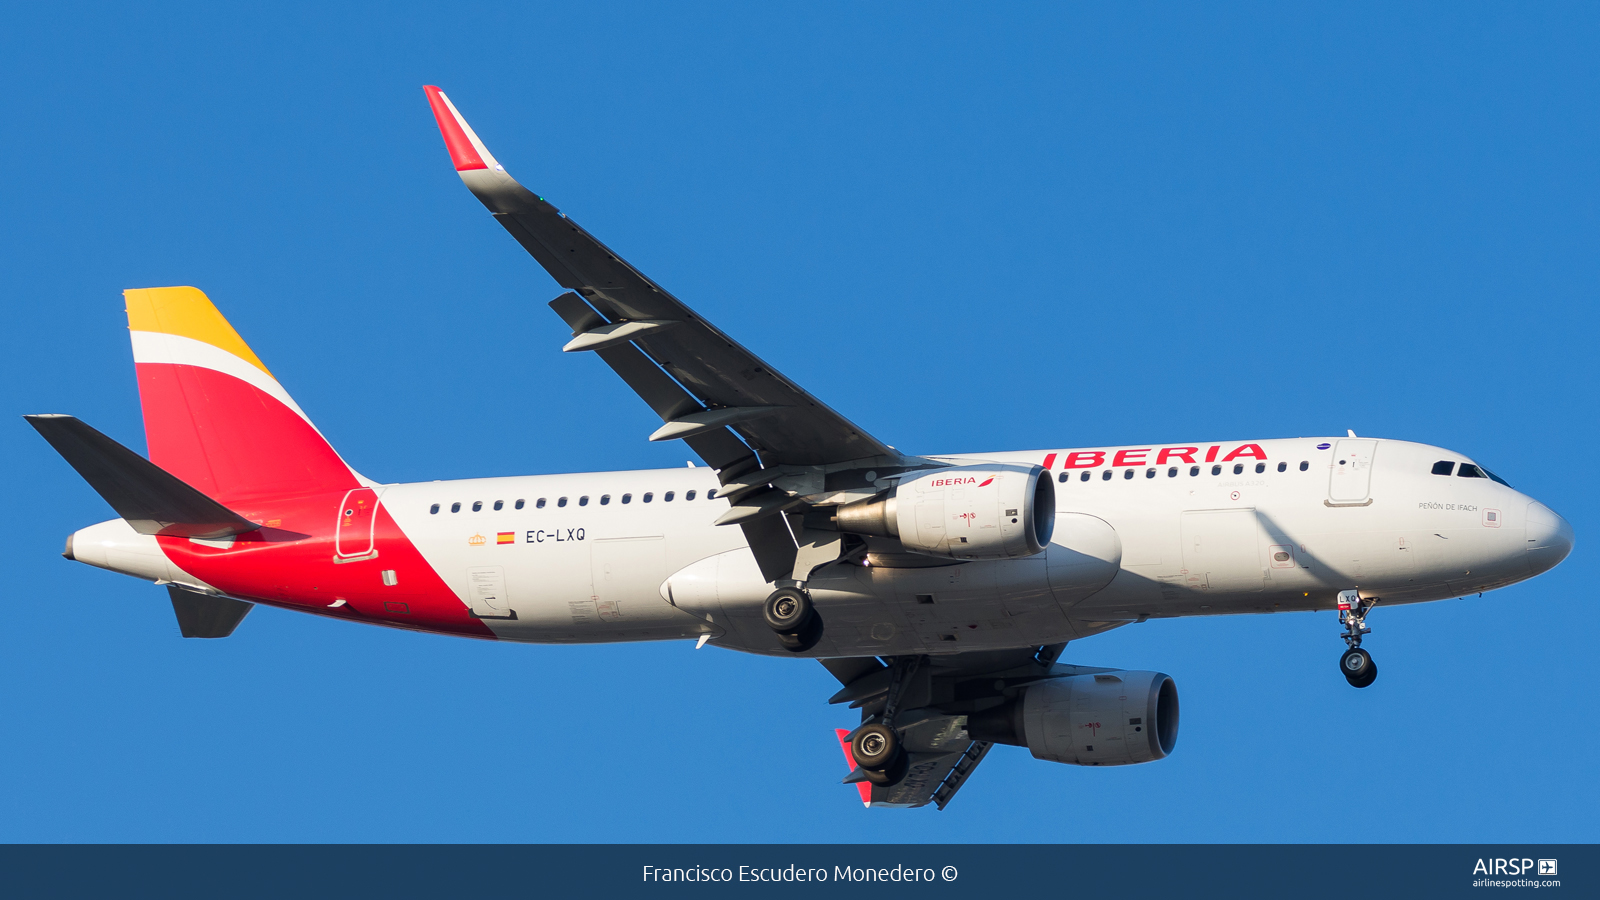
[375,436,1571,658]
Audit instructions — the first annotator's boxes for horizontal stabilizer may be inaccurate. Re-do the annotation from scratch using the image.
[168,585,253,638]
[25,415,260,539]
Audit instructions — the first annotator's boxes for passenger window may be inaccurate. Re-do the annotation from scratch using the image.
[514,499,525,510]
[429,503,440,515]
[1457,464,1486,479]
[1431,461,1455,476]
[1299,461,1309,471]
[1189,466,1199,476]
[686,490,697,500]
[1277,462,1286,473]
[1168,467,1178,477]
[643,492,653,503]
[1232,464,1243,475]
[536,498,546,509]
[1058,472,1069,483]
[600,494,610,505]
[1080,472,1090,482]
[1123,469,1134,480]
[558,497,568,508]
[1101,470,1112,481]
[1254,463,1265,474]
[1145,468,1156,478]
[493,500,503,511]
[1211,465,1222,476]
[621,493,632,504]
[664,491,676,502]
[581,496,591,505]
[450,502,461,513]
[472,501,483,512]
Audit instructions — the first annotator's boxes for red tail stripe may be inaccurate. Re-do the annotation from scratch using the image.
[136,363,357,505]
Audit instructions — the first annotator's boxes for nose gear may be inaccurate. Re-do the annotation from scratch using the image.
[1340,647,1376,687]
[1337,590,1379,687]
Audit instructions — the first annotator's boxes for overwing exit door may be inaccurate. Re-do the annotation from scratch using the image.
[335,487,380,561]
[1328,440,1378,506]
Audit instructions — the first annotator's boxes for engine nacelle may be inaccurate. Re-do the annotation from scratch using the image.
[835,463,1055,560]
[966,670,1179,766]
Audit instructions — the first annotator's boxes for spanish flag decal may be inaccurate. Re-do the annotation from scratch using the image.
[497,532,515,545]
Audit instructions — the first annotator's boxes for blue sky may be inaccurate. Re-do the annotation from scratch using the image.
[2,3,1596,842]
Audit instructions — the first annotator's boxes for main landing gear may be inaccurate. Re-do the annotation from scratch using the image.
[1337,589,1378,688]
[763,586,823,652]
[850,723,909,785]
[846,656,921,787]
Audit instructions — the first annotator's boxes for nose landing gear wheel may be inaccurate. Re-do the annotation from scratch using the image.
[1340,647,1377,687]
[1344,650,1382,685]
[763,587,823,653]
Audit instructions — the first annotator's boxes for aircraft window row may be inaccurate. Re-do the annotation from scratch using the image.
[429,489,707,513]
[1057,460,1312,484]
[1430,460,1512,486]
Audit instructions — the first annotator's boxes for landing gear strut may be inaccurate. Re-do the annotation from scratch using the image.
[763,586,822,652]
[1337,590,1378,688]
[845,656,922,787]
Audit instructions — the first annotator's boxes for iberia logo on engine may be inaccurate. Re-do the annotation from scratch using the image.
[929,476,995,487]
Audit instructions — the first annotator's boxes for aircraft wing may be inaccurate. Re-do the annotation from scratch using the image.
[819,647,1066,810]
[834,729,993,810]
[423,87,902,474]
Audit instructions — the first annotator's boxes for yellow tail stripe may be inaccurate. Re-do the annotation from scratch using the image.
[124,286,272,378]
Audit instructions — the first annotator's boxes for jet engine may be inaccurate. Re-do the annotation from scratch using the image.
[965,670,1178,766]
[835,464,1054,560]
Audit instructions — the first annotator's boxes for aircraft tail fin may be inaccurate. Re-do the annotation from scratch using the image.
[124,287,361,504]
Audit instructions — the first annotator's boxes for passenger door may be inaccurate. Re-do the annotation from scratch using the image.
[1179,509,1264,593]
[334,487,380,561]
[1328,439,1378,506]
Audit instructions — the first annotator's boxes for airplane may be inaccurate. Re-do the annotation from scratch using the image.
[28,86,1574,810]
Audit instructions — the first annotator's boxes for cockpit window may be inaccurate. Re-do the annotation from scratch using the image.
[1482,467,1511,487]
[1457,464,1486,479]
[1431,461,1455,476]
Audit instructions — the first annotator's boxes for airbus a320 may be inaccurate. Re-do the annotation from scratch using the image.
[29,87,1574,809]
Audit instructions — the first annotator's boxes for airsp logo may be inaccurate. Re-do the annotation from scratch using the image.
[1472,858,1554,876]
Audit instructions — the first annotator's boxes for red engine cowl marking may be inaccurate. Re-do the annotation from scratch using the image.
[158,491,494,639]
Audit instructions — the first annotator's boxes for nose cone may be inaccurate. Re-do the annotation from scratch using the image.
[1525,501,1574,575]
